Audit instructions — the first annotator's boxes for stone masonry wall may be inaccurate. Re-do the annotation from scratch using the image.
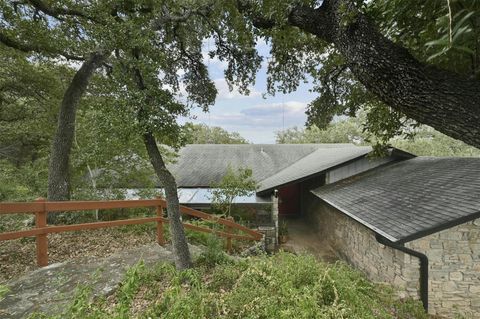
[305,193,480,317]
[407,219,480,317]
[305,196,420,298]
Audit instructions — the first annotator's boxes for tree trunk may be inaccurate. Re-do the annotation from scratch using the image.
[142,132,192,270]
[131,62,192,270]
[255,1,480,148]
[47,52,106,223]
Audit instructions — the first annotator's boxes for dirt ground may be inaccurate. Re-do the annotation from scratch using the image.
[0,226,158,283]
[1,215,335,283]
[279,217,337,263]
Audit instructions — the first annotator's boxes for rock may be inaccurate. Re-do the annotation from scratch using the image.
[0,243,204,319]
[240,237,266,257]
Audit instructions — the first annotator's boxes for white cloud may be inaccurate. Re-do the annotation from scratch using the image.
[241,101,306,117]
[202,51,229,69]
[194,101,307,128]
[214,78,261,100]
[179,100,309,143]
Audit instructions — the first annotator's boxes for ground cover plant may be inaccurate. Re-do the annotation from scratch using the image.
[28,250,428,319]
[0,219,249,283]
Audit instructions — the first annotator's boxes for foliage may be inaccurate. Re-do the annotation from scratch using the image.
[0,160,47,201]
[0,284,8,300]
[251,0,480,146]
[70,96,158,198]
[369,0,480,76]
[209,166,258,217]
[182,123,248,144]
[0,46,64,166]
[0,0,262,196]
[32,252,429,318]
[195,234,232,268]
[276,119,365,144]
[276,116,480,157]
[0,45,67,201]
[391,127,480,157]
[116,261,146,318]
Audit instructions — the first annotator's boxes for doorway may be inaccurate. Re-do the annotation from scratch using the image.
[278,184,300,216]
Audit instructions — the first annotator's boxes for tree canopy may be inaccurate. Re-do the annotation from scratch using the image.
[0,0,265,269]
[276,117,480,157]
[239,0,480,148]
[1,0,479,272]
[183,123,249,144]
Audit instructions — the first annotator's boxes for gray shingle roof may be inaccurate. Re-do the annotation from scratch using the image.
[168,144,363,188]
[257,145,372,192]
[311,157,480,243]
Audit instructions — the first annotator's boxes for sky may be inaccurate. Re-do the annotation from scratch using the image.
[178,39,317,144]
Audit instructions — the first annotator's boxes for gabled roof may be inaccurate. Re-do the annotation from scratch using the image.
[169,144,362,188]
[257,145,372,192]
[312,157,480,243]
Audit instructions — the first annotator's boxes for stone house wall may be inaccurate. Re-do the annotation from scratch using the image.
[304,195,420,297]
[305,194,480,317]
[406,219,480,317]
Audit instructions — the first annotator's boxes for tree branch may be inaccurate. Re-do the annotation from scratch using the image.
[152,4,211,30]
[243,0,480,148]
[26,0,99,23]
[0,32,84,61]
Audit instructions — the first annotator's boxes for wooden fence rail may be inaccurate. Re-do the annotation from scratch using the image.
[0,198,262,267]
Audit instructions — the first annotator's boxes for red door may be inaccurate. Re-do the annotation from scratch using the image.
[278,184,300,215]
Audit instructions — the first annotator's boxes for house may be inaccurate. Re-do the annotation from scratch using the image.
[169,144,411,214]
[168,144,480,317]
[309,157,480,317]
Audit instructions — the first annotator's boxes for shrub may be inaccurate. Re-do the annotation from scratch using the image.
[195,234,232,268]
[31,252,429,319]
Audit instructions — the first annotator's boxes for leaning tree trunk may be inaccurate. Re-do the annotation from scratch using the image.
[47,52,106,223]
[245,0,480,148]
[143,132,192,270]
[131,63,192,270]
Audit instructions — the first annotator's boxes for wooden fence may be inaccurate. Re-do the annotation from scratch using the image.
[0,198,263,267]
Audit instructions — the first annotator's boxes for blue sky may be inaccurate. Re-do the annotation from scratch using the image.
[179,39,317,143]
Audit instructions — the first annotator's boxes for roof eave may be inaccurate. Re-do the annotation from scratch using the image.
[257,151,372,195]
[316,193,480,245]
[316,196,400,243]
[395,210,480,244]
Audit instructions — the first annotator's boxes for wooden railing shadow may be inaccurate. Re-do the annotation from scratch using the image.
[0,198,263,267]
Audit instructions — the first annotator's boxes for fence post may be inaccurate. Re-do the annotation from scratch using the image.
[156,199,165,246]
[35,197,48,267]
[225,217,233,253]
[226,227,233,253]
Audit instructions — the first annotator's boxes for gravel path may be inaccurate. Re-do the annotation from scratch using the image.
[280,217,337,263]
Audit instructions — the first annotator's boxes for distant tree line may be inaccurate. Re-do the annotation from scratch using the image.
[276,116,480,157]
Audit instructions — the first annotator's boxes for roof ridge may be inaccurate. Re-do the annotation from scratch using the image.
[256,147,327,183]
[258,144,327,177]
[257,145,373,191]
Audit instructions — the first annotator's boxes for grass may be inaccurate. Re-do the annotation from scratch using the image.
[0,212,250,283]
[29,248,429,319]
[0,284,9,299]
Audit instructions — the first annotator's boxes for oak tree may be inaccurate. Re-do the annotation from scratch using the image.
[239,0,480,148]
